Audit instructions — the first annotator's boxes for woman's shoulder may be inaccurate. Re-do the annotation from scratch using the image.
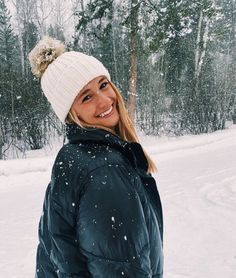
[49,142,131,203]
[49,143,94,208]
[52,143,90,180]
[55,141,115,162]
[54,141,131,174]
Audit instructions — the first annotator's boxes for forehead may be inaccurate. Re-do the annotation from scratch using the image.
[82,75,106,91]
[74,75,107,102]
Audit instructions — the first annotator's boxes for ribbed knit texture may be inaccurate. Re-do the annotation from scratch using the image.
[41,51,110,123]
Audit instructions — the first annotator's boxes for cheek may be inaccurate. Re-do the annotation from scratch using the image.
[110,89,117,99]
[77,104,96,121]
[71,101,80,114]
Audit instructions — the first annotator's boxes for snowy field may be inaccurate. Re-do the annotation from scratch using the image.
[0,125,236,278]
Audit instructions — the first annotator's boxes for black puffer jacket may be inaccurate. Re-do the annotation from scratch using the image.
[35,124,164,278]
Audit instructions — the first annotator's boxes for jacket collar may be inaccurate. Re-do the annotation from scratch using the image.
[65,124,148,173]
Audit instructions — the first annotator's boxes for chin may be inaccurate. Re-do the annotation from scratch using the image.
[101,120,119,131]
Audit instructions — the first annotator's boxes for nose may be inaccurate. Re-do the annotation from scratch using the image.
[96,90,112,108]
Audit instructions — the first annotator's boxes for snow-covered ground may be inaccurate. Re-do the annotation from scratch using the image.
[1,126,236,278]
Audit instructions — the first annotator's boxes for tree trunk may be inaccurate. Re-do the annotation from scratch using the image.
[229,0,236,122]
[111,4,118,83]
[0,127,3,159]
[127,0,139,124]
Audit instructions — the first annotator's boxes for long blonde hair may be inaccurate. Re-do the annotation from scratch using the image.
[66,81,157,173]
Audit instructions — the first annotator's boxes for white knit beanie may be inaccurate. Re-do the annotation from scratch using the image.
[28,37,110,123]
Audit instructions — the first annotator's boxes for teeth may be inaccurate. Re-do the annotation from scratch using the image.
[99,106,112,117]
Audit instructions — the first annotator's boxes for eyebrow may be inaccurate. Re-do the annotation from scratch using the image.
[98,77,106,84]
[78,77,107,100]
[79,89,90,99]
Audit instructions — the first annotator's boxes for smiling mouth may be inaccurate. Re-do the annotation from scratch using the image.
[97,105,113,118]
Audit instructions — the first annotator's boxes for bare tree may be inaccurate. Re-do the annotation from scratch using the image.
[127,0,140,124]
[194,8,210,93]
[34,0,53,37]
[51,0,72,40]
[11,0,36,75]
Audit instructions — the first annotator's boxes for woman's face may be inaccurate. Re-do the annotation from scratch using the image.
[71,76,120,130]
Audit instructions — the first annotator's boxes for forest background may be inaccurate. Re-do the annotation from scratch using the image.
[0,0,236,159]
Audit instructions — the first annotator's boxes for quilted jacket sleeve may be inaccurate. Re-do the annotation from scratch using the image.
[35,184,58,278]
[77,163,153,278]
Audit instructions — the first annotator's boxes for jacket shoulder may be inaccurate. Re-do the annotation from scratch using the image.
[64,141,131,171]
[50,143,90,213]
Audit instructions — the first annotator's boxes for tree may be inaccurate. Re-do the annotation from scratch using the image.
[74,0,119,82]
[216,0,236,123]
[125,0,140,123]
[34,0,53,37]
[0,0,18,71]
[0,0,21,158]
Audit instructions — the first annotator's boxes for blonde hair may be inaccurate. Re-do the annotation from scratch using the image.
[66,82,157,173]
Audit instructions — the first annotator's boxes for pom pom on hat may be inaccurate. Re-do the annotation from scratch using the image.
[28,37,111,123]
[28,36,65,78]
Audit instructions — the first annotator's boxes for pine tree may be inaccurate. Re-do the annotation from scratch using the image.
[74,0,115,71]
[0,0,20,158]
[20,21,49,150]
[215,0,236,124]
[0,0,18,71]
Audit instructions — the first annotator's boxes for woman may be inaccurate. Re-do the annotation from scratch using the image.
[29,37,164,278]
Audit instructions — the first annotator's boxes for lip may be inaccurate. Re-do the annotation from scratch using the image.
[97,105,114,118]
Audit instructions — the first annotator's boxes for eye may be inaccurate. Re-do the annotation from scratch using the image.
[100,81,108,90]
[82,94,92,103]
